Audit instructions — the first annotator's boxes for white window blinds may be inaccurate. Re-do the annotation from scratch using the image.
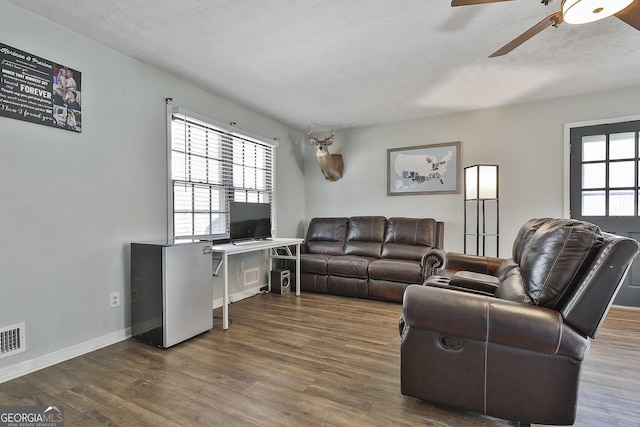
[169,108,275,240]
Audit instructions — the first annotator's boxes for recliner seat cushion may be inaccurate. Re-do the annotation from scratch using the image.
[327,255,375,279]
[369,259,422,283]
[300,253,332,275]
[493,259,519,281]
[494,268,531,304]
[521,219,604,308]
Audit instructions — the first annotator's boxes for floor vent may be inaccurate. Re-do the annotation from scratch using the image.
[243,268,260,287]
[0,323,26,359]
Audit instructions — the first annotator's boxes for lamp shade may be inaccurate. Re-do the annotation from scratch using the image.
[562,0,634,24]
[465,165,498,200]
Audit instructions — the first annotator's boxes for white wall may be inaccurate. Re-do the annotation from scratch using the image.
[305,86,640,257]
[0,1,305,379]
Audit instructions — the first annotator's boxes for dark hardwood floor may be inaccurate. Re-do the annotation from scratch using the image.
[1,292,639,426]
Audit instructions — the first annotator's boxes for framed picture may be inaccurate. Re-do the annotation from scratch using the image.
[387,141,460,195]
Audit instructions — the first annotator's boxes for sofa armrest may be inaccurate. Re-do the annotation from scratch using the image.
[423,277,494,297]
[402,285,589,359]
[420,248,446,278]
[448,271,500,294]
[441,252,505,276]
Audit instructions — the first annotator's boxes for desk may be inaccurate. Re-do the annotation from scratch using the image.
[210,238,304,329]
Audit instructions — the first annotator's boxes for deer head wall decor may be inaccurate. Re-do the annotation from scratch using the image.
[307,128,343,181]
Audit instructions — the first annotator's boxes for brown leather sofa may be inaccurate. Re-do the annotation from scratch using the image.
[399,218,640,425]
[300,216,445,302]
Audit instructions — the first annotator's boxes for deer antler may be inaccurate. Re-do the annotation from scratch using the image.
[325,128,336,145]
[308,128,335,146]
[307,129,319,146]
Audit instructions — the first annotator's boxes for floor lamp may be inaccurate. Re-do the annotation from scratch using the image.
[464,164,499,256]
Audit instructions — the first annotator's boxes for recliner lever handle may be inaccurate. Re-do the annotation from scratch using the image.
[440,335,464,351]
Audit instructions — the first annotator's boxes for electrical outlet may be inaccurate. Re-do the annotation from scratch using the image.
[110,292,120,308]
[131,288,138,303]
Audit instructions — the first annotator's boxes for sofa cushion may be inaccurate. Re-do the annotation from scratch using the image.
[328,276,368,298]
[344,216,386,257]
[368,279,408,303]
[327,255,375,279]
[368,258,422,283]
[306,241,344,255]
[494,269,531,304]
[300,273,328,293]
[300,253,332,275]
[521,219,604,308]
[304,217,348,255]
[512,218,553,263]
[382,217,437,261]
[493,259,519,281]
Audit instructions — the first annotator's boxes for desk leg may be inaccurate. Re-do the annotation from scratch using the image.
[295,243,301,296]
[223,252,229,330]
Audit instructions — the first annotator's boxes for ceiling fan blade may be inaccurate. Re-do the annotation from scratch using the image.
[490,11,563,57]
[615,0,640,31]
[452,0,515,6]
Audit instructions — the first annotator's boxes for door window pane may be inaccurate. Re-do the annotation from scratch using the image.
[582,191,606,216]
[610,132,636,160]
[609,161,635,188]
[582,135,606,161]
[610,190,635,216]
[582,163,606,188]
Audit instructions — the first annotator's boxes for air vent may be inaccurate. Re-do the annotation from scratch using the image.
[0,323,25,359]
[243,268,260,287]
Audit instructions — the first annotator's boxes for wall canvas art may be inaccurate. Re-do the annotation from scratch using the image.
[387,142,460,195]
[0,42,82,132]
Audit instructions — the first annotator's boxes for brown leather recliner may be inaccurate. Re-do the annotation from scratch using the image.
[399,218,640,425]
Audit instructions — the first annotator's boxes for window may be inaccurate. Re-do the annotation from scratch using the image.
[168,107,275,240]
[579,131,639,216]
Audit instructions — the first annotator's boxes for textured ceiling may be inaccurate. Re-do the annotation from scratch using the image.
[7,0,640,131]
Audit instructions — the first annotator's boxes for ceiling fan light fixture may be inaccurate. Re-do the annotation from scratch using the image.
[562,0,635,24]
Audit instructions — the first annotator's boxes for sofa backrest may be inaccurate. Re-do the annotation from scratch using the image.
[381,217,441,261]
[561,232,640,337]
[344,216,386,257]
[304,216,444,259]
[519,219,604,310]
[511,217,553,263]
[516,217,640,338]
[304,217,348,255]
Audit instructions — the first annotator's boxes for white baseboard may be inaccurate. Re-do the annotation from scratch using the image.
[0,327,131,384]
[2,287,266,384]
[213,285,264,308]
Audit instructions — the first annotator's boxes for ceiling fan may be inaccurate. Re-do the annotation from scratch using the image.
[451,0,640,57]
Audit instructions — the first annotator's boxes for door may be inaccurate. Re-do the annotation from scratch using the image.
[163,242,214,347]
[570,119,640,307]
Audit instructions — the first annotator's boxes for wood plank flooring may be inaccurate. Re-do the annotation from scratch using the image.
[1,293,639,426]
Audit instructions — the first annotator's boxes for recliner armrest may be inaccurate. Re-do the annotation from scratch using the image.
[441,252,505,276]
[448,271,500,294]
[402,285,589,359]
